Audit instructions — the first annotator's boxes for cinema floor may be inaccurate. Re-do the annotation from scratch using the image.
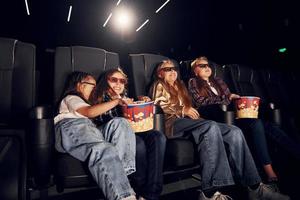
[30,155,300,200]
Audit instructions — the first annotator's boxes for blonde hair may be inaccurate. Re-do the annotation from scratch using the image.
[155,59,192,108]
[156,59,174,78]
[190,56,209,71]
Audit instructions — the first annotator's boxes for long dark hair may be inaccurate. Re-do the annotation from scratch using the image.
[58,71,93,105]
[155,60,192,107]
[193,77,223,97]
[90,68,128,104]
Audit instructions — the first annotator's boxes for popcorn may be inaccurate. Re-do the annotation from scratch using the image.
[235,96,260,119]
[122,101,154,132]
[236,108,259,118]
[127,114,154,132]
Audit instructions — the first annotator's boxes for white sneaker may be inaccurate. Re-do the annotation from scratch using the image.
[248,183,290,200]
[122,195,137,200]
[198,191,233,200]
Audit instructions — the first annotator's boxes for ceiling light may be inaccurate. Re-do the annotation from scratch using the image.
[155,0,170,13]
[114,8,134,30]
[136,19,149,32]
[103,13,113,27]
[116,0,122,6]
[24,0,30,15]
[67,6,72,22]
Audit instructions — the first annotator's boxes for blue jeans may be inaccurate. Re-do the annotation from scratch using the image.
[97,117,136,175]
[236,118,272,165]
[173,118,261,190]
[55,118,136,200]
[130,130,166,200]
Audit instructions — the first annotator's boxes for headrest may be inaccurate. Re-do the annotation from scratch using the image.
[71,46,106,70]
[0,38,17,70]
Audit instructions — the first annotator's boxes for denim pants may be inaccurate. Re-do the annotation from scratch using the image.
[129,130,166,200]
[97,117,136,175]
[236,118,272,166]
[173,118,261,190]
[55,118,136,200]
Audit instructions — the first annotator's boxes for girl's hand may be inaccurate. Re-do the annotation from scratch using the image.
[137,96,151,102]
[121,98,134,105]
[229,93,240,100]
[111,94,122,100]
[183,107,200,119]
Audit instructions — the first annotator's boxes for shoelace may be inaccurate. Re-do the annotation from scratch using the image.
[261,183,281,193]
[267,182,280,192]
[213,192,233,200]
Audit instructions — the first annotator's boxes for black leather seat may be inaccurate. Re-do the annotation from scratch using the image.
[259,68,300,136]
[0,37,36,200]
[53,46,121,192]
[179,60,235,125]
[128,54,200,183]
[228,64,282,124]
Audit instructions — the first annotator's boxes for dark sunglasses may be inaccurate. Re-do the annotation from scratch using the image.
[161,67,178,72]
[81,82,96,87]
[195,64,210,69]
[108,77,127,84]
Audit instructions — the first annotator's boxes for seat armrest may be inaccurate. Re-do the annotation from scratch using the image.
[266,102,281,127]
[27,105,54,188]
[153,105,165,133]
[270,108,281,127]
[222,110,235,125]
[218,104,235,125]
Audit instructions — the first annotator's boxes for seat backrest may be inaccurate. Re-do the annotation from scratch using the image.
[229,64,267,101]
[259,68,293,111]
[0,37,36,200]
[179,60,229,88]
[0,37,36,125]
[54,46,120,104]
[179,60,192,85]
[212,64,236,94]
[128,53,179,98]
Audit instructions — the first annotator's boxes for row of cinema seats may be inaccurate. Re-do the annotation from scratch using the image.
[0,37,199,200]
[180,60,300,142]
[1,36,299,200]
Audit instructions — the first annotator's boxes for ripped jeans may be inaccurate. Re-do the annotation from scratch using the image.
[55,117,136,200]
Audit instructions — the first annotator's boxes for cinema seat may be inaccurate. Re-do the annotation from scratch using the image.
[259,68,300,137]
[53,46,120,192]
[179,60,235,125]
[227,64,282,124]
[0,37,36,200]
[128,54,200,183]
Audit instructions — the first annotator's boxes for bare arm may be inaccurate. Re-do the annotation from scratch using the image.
[76,99,121,118]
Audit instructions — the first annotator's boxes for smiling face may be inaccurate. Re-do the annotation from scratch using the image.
[193,59,212,81]
[77,75,96,100]
[159,61,178,85]
[107,71,127,95]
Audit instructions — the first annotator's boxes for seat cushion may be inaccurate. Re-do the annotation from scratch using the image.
[55,153,96,189]
[164,138,195,170]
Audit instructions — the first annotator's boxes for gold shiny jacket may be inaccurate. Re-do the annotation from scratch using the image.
[150,81,185,138]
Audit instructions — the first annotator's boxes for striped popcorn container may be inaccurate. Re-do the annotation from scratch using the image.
[235,96,260,119]
[122,101,154,132]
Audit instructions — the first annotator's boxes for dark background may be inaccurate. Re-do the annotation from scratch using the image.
[0,0,298,103]
[1,1,300,199]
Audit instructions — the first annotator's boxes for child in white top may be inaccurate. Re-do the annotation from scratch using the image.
[54,71,136,200]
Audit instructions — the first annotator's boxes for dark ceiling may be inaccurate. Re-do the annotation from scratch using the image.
[0,0,298,66]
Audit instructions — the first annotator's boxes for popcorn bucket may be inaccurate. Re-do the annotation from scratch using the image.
[235,96,260,119]
[122,101,154,132]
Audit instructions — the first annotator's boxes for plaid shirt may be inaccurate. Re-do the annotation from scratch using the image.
[188,77,231,108]
[93,93,123,126]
